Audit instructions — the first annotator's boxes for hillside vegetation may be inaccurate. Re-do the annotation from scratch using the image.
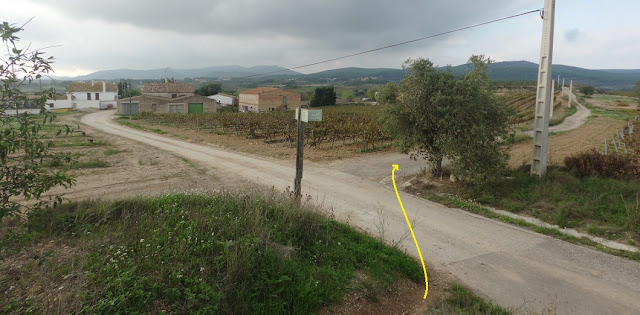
[1,192,422,313]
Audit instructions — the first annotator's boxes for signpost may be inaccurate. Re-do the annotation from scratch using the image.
[294,108,322,200]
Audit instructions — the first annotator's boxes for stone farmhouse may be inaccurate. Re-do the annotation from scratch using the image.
[117,82,220,115]
[46,81,118,111]
[238,88,301,113]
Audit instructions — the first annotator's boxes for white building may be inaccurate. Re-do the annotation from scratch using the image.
[47,81,119,110]
[207,93,237,106]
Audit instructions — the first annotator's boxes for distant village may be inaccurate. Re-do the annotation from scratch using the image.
[44,80,302,115]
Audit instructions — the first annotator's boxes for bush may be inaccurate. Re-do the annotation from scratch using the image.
[564,150,640,180]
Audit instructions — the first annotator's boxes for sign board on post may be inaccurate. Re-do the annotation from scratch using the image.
[295,108,323,122]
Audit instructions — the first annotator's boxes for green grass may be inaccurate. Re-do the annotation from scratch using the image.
[118,120,146,130]
[54,139,108,147]
[430,284,511,315]
[582,100,635,120]
[423,191,640,262]
[549,106,577,126]
[356,143,394,153]
[0,192,423,313]
[460,167,640,243]
[69,159,109,169]
[104,148,126,155]
[118,120,167,134]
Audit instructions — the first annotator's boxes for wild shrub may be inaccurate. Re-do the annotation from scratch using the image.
[564,150,640,180]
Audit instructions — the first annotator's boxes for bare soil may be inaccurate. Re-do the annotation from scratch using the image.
[587,95,638,111]
[510,116,627,168]
[45,112,246,202]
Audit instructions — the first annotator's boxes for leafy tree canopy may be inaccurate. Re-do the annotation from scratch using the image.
[1,21,75,218]
[310,86,336,107]
[579,85,595,97]
[366,86,380,100]
[382,55,513,184]
[341,90,356,102]
[377,82,399,104]
[195,82,222,96]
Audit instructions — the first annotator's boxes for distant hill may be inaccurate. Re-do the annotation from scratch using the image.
[446,61,640,90]
[56,65,301,80]
[296,62,640,90]
[52,62,640,90]
[303,67,404,82]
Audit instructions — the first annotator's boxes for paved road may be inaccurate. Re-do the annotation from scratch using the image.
[526,87,592,137]
[83,110,640,314]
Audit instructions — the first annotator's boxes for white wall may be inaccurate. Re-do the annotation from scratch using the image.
[69,91,118,109]
[208,94,235,106]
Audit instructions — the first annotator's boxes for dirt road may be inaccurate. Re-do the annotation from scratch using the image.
[83,110,640,314]
[526,87,591,137]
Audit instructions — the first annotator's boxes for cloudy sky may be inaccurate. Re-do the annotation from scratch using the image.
[2,0,639,76]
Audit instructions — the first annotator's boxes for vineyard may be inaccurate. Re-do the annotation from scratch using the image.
[501,90,563,124]
[138,106,391,150]
[501,91,536,123]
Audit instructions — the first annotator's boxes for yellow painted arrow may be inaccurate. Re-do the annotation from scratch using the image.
[392,164,428,299]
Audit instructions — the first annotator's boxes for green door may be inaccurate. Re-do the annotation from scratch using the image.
[188,103,203,114]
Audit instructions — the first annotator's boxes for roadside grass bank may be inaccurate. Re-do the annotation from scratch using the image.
[428,284,511,315]
[1,191,431,314]
[549,105,577,127]
[117,117,167,135]
[405,167,640,260]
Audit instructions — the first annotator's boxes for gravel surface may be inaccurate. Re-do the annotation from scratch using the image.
[83,110,640,314]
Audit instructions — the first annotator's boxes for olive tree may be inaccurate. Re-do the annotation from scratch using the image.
[579,85,595,97]
[382,55,513,183]
[377,82,399,104]
[1,21,75,219]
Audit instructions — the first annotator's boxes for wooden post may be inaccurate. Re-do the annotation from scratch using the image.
[604,138,608,155]
[294,107,305,200]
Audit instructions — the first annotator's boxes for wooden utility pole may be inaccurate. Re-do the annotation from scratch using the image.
[531,0,556,177]
[294,107,305,200]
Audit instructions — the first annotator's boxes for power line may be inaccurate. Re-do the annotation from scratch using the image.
[240,8,542,79]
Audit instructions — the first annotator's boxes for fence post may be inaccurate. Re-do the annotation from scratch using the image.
[613,137,619,153]
[604,138,608,155]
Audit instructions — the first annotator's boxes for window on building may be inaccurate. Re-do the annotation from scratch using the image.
[87,93,91,100]
[172,94,177,98]
[48,103,54,108]
[283,96,287,104]
[169,104,184,113]
[95,93,99,100]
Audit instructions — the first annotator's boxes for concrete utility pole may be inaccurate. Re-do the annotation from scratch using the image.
[531,0,556,177]
[568,80,573,107]
[550,80,556,118]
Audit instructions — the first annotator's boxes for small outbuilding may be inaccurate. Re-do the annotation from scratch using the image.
[117,82,220,115]
[238,87,301,113]
[208,93,238,106]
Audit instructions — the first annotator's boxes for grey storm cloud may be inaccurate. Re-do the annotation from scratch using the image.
[33,0,536,49]
[564,28,581,42]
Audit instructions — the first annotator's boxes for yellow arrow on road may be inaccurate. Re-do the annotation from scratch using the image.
[392,164,428,299]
